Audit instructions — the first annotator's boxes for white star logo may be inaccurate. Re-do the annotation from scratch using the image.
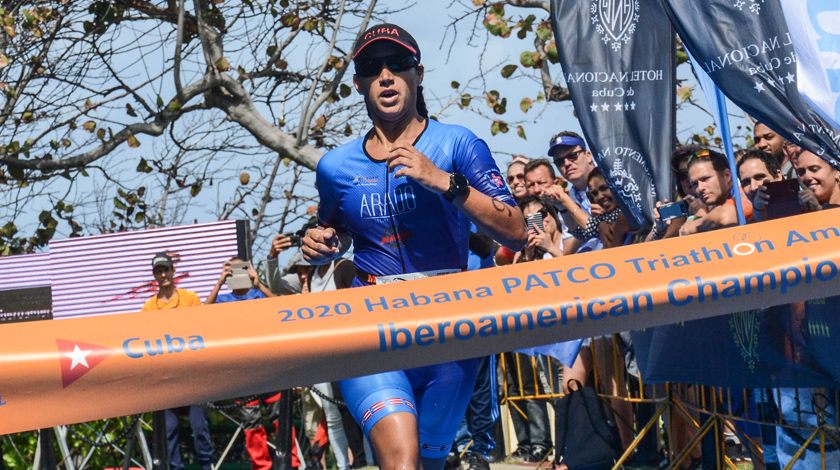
[64,345,91,370]
[767,78,776,87]
[624,103,629,111]
[630,102,636,110]
[754,82,765,93]
[590,103,599,112]
[786,72,795,83]
[601,102,610,111]
[614,103,623,111]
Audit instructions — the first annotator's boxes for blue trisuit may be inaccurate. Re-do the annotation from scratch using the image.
[316,119,515,466]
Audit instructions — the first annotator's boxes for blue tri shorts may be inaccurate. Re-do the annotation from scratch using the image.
[339,358,479,459]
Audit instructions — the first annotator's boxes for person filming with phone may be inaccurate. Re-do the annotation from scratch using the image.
[205,257,275,304]
[736,149,804,223]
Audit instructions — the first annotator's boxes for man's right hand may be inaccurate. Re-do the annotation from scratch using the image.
[302,226,340,263]
[269,234,293,258]
[541,184,573,209]
[686,195,708,217]
[217,261,234,285]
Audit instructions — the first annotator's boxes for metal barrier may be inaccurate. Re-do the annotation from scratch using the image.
[2,392,296,470]
[500,335,839,470]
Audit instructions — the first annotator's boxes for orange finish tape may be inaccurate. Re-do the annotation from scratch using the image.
[1,211,839,434]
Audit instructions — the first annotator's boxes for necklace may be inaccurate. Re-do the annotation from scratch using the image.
[155,289,180,309]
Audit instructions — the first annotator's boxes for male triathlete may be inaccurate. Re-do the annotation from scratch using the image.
[302,23,527,470]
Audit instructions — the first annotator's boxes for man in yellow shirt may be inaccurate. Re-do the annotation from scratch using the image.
[142,252,202,310]
[142,252,213,470]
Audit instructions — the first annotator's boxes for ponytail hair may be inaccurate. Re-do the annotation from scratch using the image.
[416,85,428,118]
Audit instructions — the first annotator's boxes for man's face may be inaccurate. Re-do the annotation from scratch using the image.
[295,265,310,283]
[689,161,730,206]
[153,265,175,288]
[754,124,785,163]
[551,145,593,189]
[524,165,554,196]
[507,163,528,199]
[739,158,781,201]
[353,42,422,124]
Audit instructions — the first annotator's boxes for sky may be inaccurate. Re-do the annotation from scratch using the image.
[383,0,752,166]
[8,0,755,258]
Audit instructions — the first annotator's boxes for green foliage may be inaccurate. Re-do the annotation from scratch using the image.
[110,187,149,232]
[490,120,509,136]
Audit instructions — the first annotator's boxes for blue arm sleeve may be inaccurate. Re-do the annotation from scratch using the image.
[455,137,516,207]
[316,154,346,229]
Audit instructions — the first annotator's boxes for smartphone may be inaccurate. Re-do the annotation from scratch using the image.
[283,233,302,247]
[226,260,252,290]
[658,200,689,221]
[525,213,544,233]
[763,179,800,201]
[764,179,802,219]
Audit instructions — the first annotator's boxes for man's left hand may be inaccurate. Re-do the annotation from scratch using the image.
[387,143,449,194]
[679,217,700,236]
[247,261,260,288]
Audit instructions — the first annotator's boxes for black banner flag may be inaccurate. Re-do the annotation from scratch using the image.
[550,0,676,228]
[662,0,840,166]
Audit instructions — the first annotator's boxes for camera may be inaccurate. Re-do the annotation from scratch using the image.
[281,218,318,247]
[283,234,302,247]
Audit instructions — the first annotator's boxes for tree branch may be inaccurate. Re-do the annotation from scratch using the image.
[116,0,199,36]
[1,74,220,171]
[211,73,323,170]
[173,0,186,96]
[534,35,569,102]
[297,0,378,145]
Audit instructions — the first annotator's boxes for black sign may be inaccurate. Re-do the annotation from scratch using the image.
[0,286,52,324]
[662,0,840,166]
[551,0,677,229]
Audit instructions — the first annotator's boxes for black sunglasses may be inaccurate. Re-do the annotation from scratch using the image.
[354,54,419,78]
[552,148,585,166]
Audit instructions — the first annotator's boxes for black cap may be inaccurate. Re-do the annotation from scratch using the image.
[353,23,420,61]
[151,252,174,269]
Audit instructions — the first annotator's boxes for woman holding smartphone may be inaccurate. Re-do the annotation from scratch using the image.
[516,196,564,261]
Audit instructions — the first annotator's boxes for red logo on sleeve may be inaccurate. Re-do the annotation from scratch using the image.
[56,339,114,388]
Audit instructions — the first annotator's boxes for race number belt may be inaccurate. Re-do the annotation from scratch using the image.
[356,267,466,285]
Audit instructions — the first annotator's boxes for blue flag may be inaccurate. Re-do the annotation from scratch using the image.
[632,304,837,388]
[550,0,677,228]
[661,0,840,166]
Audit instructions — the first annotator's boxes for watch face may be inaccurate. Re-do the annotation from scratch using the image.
[453,173,469,189]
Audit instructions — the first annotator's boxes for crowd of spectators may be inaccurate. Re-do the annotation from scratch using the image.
[142,119,838,470]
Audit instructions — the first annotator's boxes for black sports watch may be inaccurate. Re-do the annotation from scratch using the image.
[442,172,470,202]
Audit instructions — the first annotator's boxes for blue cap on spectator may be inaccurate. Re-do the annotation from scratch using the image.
[547,135,587,157]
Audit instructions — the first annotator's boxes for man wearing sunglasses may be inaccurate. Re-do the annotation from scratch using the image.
[547,131,599,216]
[302,23,527,470]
